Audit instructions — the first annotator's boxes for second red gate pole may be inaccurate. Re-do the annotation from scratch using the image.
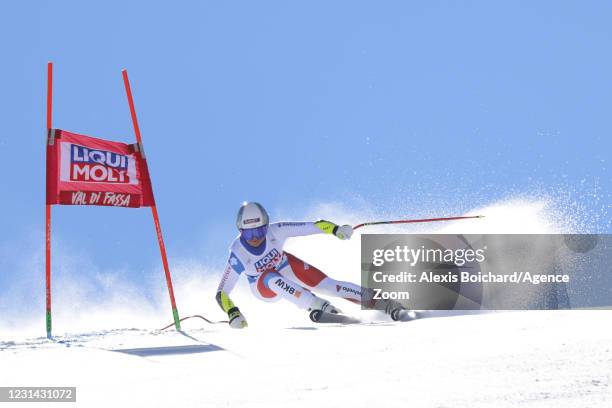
[122,69,181,331]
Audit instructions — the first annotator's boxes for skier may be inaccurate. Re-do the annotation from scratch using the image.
[215,202,404,328]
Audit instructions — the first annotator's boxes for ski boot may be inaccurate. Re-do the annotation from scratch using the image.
[308,297,342,322]
[379,299,408,321]
[385,301,419,321]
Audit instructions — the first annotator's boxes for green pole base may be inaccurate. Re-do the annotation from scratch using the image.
[46,311,52,339]
[172,308,181,331]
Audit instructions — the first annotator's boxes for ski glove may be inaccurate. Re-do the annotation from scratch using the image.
[335,225,353,240]
[314,220,353,240]
[228,307,248,329]
[216,290,247,328]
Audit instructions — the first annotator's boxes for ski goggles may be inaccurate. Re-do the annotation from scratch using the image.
[240,225,268,241]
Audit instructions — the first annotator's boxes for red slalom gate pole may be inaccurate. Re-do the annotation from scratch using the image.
[122,69,181,331]
[45,62,53,338]
[353,215,484,230]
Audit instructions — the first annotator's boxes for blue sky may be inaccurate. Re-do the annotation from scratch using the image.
[0,1,610,299]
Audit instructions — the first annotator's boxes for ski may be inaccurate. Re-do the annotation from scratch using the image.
[309,310,362,324]
[310,310,423,324]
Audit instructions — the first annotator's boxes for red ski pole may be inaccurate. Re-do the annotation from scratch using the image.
[353,215,484,230]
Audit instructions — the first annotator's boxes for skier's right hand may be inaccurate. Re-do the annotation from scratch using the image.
[228,307,248,329]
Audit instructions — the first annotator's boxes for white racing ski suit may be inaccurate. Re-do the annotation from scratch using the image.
[215,221,366,325]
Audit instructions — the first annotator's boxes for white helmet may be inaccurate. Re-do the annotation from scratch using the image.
[236,202,269,230]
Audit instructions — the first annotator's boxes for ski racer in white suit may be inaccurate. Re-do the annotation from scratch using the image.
[216,202,402,328]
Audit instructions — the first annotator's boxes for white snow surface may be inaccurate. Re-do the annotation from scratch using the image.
[1,311,611,407]
[1,198,610,407]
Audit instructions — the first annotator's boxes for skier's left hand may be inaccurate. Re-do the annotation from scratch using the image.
[334,224,353,240]
[228,307,248,329]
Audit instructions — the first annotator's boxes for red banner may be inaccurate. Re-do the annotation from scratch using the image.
[46,129,155,208]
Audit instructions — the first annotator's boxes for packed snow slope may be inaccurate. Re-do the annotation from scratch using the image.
[0,198,610,407]
[1,311,610,407]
